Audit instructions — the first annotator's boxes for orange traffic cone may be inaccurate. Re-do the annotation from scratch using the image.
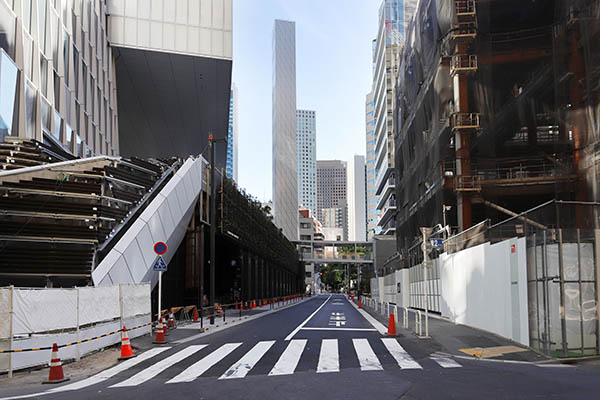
[168,311,176,329]
[118,326,136,360]
[43,343,69,384]
[387,313,397,336]
[193,307,199,322]
[153,317,167,344]
[358,298,362,309]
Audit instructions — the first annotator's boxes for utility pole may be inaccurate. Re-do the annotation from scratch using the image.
[421,227,432,338]
[208,133,227,325]
[209,134,216,324]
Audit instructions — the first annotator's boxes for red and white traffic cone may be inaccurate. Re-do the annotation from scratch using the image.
[118,326,136,360]
[193,307,199,322]
[153,318,167,344]
[387,314,397,336]
[168,311,176,329]
[43,343,69,384]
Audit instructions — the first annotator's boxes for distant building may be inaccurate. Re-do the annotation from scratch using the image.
[347,155,367,241]
[272,20,298,240]
[365,92,380,239]
[298,208,322,293]
[296,110,317,215]
[226,84,238,181]
[317,160,348,240]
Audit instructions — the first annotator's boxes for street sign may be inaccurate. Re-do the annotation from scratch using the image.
[430,238,443,249]
[153,255,168,271]
[154,242,167,255]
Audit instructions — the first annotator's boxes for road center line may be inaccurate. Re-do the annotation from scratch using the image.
[284,295,332,340]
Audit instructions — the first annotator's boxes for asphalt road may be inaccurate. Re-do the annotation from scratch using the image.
[2,294,600,400]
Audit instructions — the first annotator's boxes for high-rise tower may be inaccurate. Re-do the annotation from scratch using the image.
[347,155,367,241]
[272,20,298,240]
[296,110,316,215]
[226,84,238,182]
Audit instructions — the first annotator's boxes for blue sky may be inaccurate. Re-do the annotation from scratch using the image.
[233,0,380,202]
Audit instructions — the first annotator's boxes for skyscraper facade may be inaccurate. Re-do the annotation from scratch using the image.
[226,84,238,182]
[371,0,417,236]
[317,160,347,240]
[0,0,233,162]
[365,92,380,239]
[0,0,118,156]
[296,109,316,215]
[272,20,298,240]
[347,155,366,242]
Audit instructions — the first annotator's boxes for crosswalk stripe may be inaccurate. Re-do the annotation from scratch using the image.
[167,343,242,384]
[430,354,462,368]
[110,345,207,387]
[317,339,339,373]
[352,339,383,371]
[268,339,307,376]
[219,341,276,379]
[47,347,171,393]
[381,338,422,369]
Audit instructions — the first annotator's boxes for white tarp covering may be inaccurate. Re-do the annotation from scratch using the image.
[0,288,10,339]
[12,288,78,335]
[78,286,120,326]
[121,284,151,318]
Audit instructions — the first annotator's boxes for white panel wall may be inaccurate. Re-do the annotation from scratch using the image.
[92,157,206,288]
[375,237,529,345]
[439,237,529,345]
[107,0,232,60]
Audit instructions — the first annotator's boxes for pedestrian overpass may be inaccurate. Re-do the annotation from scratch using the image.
[293,240,373,264]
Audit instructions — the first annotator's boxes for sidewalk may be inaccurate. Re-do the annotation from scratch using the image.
[355,297,549,364]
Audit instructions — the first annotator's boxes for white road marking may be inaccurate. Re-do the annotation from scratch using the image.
[353,339,383,371]
[349,298,387,334]
[48,347,171,392]
[301,327,377,331]
[219,341,275,379]
[317,339,339,373]
[0,348,172,399]
[430,354,462,368]
[285,295,332,340]
[268,340,307,376]
[381,338,422,369]
[166,343,242,383]
[111,345,207,387]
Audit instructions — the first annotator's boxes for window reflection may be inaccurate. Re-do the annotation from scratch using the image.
[0,50,18,142]
[53,110,61,140]
[0,0,16,58]
[64,123,73,151]
[25,79,36,139]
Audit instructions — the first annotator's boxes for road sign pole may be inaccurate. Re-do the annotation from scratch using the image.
[158,270,162,323]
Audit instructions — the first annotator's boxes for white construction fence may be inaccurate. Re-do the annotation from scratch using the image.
[0,283,151,374]
[371,237,529,345]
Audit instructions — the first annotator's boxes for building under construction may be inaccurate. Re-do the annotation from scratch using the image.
[394,0,600,255]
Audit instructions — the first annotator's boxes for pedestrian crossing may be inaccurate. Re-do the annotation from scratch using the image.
[55,338,464,392]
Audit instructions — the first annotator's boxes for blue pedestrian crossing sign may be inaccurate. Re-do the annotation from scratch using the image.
[430,238,443,249]
[153,255,168,271]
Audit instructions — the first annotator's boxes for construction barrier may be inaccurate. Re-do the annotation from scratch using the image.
[0,284,151,374]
